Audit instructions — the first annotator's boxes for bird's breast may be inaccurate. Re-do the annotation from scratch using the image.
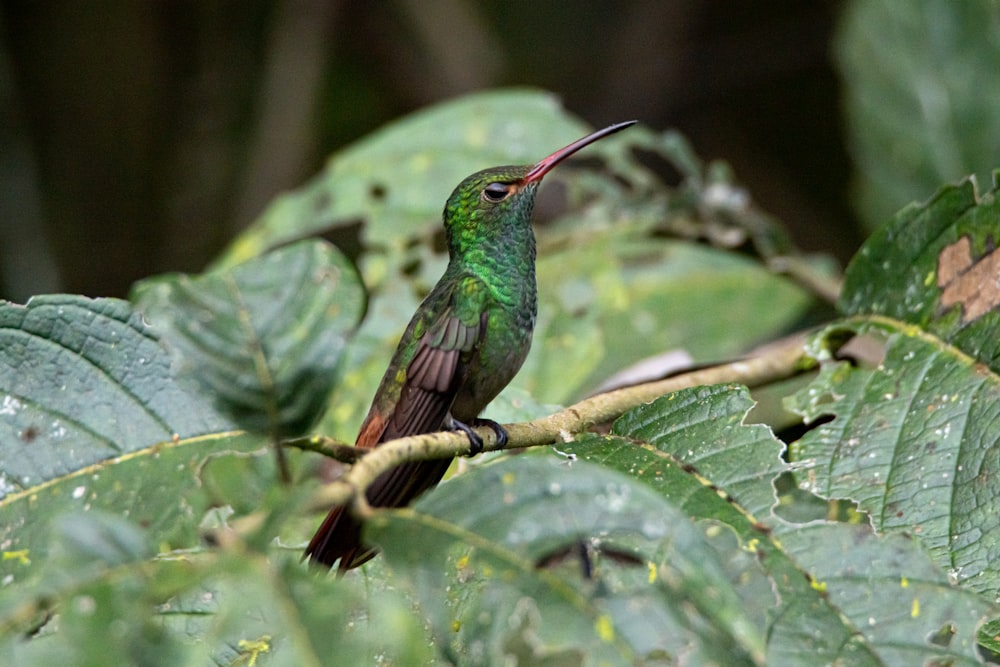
[450,301,535,421]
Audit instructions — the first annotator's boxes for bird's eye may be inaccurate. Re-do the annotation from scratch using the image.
[482,182,510,203]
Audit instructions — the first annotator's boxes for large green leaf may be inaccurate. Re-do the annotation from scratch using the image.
[152,557,435,667]
[787,318,1000,596]
[782,523,995,666]
[840,176,1000,374]
[569,386,878,665]
[835,0,1000,226]
[369,455,767,665]
[0,514,435,667]
[216,88,591,268]
[817,174,1000,596]
[0,512,189,666]
[0,431,267,586]
[132,240,364,437]
[567,384,996,664]
[603,383,785,519]
[527,238,810,404]
[0,295,232,493]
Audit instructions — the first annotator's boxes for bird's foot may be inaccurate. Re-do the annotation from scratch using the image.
[446,416,508,455]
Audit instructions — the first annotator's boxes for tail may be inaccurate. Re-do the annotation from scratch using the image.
[304,505,374,572]
[304,410,389,572]
[304,457,453,571]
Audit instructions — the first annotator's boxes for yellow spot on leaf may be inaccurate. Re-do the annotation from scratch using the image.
[810,578,827,593]
[744,538,759,553]
[451,620,462,632]
[2,550,30,565]
[237,635,271,667]
[647,561,657,584]
[595,615,615,642]
[911,597,920,618]
[900,576,908,588]
[501,472,515,485]
[456,554,470,570]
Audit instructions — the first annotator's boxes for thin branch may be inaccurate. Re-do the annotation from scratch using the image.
[283,435,360,462]
[306,333,812,513]
[768,255,843,305]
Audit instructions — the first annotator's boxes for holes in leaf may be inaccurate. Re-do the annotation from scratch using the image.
[834,332,887,369]
[927,622,956,648]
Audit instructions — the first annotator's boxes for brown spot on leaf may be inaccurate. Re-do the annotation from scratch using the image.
[20,426,38,442]
[938,236,1000,323]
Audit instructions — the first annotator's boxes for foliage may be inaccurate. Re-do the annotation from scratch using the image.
[2,82,1000,666]
[835,0,1000,228]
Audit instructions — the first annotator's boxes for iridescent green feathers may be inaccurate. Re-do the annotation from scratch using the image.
[443,166,538,259]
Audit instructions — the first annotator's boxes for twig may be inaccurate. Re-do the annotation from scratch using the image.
[768,255,843,305]
[307,333,811,513]
[283,435,360,462]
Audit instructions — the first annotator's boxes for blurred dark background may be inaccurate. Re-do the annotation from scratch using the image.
[0,0,861,301]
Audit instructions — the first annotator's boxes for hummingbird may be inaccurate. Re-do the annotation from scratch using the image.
[305,120,636,571]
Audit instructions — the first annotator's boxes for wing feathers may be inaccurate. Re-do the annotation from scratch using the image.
[306,275,491,570]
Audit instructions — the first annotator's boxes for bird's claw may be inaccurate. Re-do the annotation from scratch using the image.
[446,416,508,455]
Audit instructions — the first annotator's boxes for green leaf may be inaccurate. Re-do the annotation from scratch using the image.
[835,0,1000,226]
[0,521,435,666]
[0,295,232,492]
[0,511,192,666]
[567,383,998,663]
[370,455,766,665]
[607,384,786,518]
[977,619,1000,659]
[216,88,591,268]
[163,557,435,667]
[132,240,365,437]
[50,511,150,569]
[524,224,811,405]
[782,523,996,665]
[786,318,1000,595]
[0,432,268,586]
[840,177,1000,373]
[567,386,882,665]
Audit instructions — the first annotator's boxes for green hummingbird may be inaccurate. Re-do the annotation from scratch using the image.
[306,120,636,571]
